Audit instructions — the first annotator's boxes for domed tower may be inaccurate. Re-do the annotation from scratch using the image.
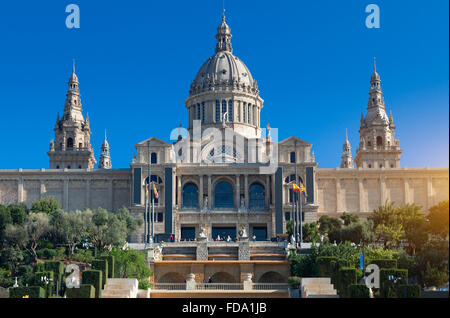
[48,62,96,169]
[355,60,402,169]
[98,130,112,169]
[185,10,264,139]
[340,129,354,168]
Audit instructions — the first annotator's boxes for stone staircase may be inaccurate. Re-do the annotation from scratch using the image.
[301,278,339,298]
[102,278,139,298]
[250,245,287,261]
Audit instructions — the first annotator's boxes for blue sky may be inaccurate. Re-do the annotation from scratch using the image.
[0,0,448,169]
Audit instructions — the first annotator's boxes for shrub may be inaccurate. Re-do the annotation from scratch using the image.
[395,285,421,298]
[35,262,45,272]
[317,256,338,285]
[338,268,357,298]
[289,252,318,277]
[288,276,301,289]
[34,271,54,297]
[139,278,151,290]
[371,259,397,269]
[44,261,64,295]
[72,249,94,263]
[91,259,108,288]
[66,284,95,298]
[380,268,408,298]
[349,284,371,298]
[17,265,34,286]
[10,286,45,298]
[82,270,102,298]
[99,255,115,278]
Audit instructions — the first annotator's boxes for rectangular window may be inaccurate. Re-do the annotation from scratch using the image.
[243,103,246,123]
[285,212,291,221]
[197,104,201,120]
[237,104,241,122]
[222,100,227,116]
[215,100,220,122]
[248,104,252,124]
[202,102,205,123]
[228,100,233,122]
[156,212,163,223]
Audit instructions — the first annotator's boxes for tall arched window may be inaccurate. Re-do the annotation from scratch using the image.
[376,136,383,146]
[243,102,247,123]
[151,152,157,164]
[183,183,199,208]
[222,100,227,117]
[249,183,265,209]
[228,100,233,122]
[214,181,234,208]
[67,138,73,149]
[215,100,220,122]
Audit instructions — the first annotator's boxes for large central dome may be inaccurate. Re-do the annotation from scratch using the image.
[185,10,264,140]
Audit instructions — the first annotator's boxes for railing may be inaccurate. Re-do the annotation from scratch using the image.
[252,283,289,290]
[150,283,186,290]
[195,283,244,290]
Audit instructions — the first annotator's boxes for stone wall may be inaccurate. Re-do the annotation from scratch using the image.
[316,168,449,217]
[0,169,131,212]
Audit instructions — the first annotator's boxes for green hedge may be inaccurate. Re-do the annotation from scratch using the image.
[338,268,357,298]
[10,286,45,298]
[91,259,108,288]
[380,268,408,298]
[317,256,338,284]
[371,259,397,269]
[66,284,96,298]
[349,284,371,298]
[44,260,64,294]
[35,262,45,272]
[34,271,54,297]
[99,255,115,278]
[288,276,301,289]
[82,270,102,298]
[395,285,421,298]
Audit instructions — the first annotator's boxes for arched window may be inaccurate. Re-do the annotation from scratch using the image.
[290,152,296,163]
[284,174,296,183]
[183,183,199,208]
[376,136,383,146]
[201,102,205,123]
[222,100,227,117]
[228,100,233,122]
[145,175,162,204]
[215,100,220,122]
[214,181,234,208]
[249,183,265,209]
[151,152,157,164]
[67,138,73,149]
[243,102,247,123]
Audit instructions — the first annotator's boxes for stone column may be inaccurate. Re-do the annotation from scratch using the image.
[335,178,341,213]
[177,175,182,207]
[358,179,364,213]
[40,181,46,199]
[199,175,204,209]
[17,176,23,203]
[186,273,196,290]
[244,174,249,208]
[63,179,69,210]
[380,176,386,205]
[109,180,114,211]
[403,178,410,204]
[243,273,253,291]
[86,180,91,209]
[208,175,212,209]
[235,175,240,209]
[265,175,270,208]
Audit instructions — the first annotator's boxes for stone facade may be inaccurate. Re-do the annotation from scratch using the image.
[0,11,448,244]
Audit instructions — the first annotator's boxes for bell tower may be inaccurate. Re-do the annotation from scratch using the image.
[48,62,96,169]
[340,129,354,168]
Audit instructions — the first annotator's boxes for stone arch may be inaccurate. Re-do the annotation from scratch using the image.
[208,272,236,283]
[214,180,234,208]
[258,271,286,283]
[158,272,186,283]
[183,182,199,208]
[249,182,265,209]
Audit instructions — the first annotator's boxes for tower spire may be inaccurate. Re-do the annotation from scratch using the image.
[341,129,353,168]
[99,129,112,169]
[215,7,233,53]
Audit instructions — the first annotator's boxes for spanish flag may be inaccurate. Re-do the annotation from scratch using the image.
[300,183,308,198]
[292,182,301,192]
[152,183,159,199]
[145,184,149,195]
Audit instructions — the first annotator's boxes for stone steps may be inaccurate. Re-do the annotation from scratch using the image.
[301,277,338,298]
[102,278,139,298]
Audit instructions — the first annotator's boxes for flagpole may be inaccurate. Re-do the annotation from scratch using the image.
[294,140,299,247]
[299,192,303,248]
[147,139,152,244]
[151,183,155,243]
[144,183,148,245]
[291,185,296,244]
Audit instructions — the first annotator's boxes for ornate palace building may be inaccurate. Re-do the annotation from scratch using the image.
[0,11,448,245]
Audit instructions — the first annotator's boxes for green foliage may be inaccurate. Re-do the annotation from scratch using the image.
[317,242,360,268]
[288,276,301,289]
[44,260,64,294]
[91,259,108,288]
[349,284,370,298]
[35,262,45,272]
[108,247,152,281]
[34,271,54,297]
[17,265,34,286]
[340,212,359,226]
[36,248,58,260]
[31,198,60,215]
[72,249,94,263]
[380,268,408,298]
[371,259,397,269]
[338,268,357,298]
[422,262,449,289]
[139,278,151,290]
[50,210,89,255]
[317,257,338,278]
[427,201,449,239]
[66,284,95,298]
[0,205,12,241]
[318,215,342,238]
[10,286,45,298]
[82,270,102,298]
[7,204,28,225]
[99,255,115,278]
[286,220,293,237]
[395,285,421,298]
[288,250,318,278]
[302,222,320,243]
[329,221,375,245]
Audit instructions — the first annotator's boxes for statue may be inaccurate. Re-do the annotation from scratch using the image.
[240,197,245,208]
[198,225,207,239]
[202,197,209,212]
[222,112,228,128]
[238,224,248,239]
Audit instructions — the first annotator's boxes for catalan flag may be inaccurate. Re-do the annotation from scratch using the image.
[152,183,159,199]
[292,182,301,192]
[145,184,149,195]
[299,183,308,198]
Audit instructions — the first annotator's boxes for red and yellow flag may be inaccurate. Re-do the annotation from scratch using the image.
[292,182,301,192]
[300,183,308,198]
[152,183,159,199]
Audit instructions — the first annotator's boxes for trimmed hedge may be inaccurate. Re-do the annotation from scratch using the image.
[35,262,45,273]
[66,284,96,298]
[395,285,421,298]
[92,259,108,288]
[44,260,64,294]
[288,276,301,289]
[338,268,357,298]
[82,270,102,298]
[317,257,338,284]
[10,286,45,298]
[380,268,408,298]
[349,284,370,298]
[100,255,115,278]
[34,271,54,297]
[370,259,397,269]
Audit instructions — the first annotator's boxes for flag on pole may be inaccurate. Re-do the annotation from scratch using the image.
[152,183,159,199]
[145,184,149,195]
[299,183,308,198]
[292,182,301,192]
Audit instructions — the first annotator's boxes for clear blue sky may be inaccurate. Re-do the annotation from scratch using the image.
[0,0,448,169]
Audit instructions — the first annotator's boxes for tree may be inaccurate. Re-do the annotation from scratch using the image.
[4,213,50,262]
[87,208,128,252]
[427,201,449,239]
[51,210,88,255]
[7,203,28,225]
[399,204,428,255]
[0,205,12,242]
[31,197,60,215]
[340,212,359,226]
[423,262,449,289]
[370,201,405,248]
[114,207,143,234]
[286,220,293,237]
[318,215,343,239]
[302,222,320,243]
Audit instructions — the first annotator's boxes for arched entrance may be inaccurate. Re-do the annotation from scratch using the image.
[258,271,286,283]
[208,272,236,283]
[158,272,186,283]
